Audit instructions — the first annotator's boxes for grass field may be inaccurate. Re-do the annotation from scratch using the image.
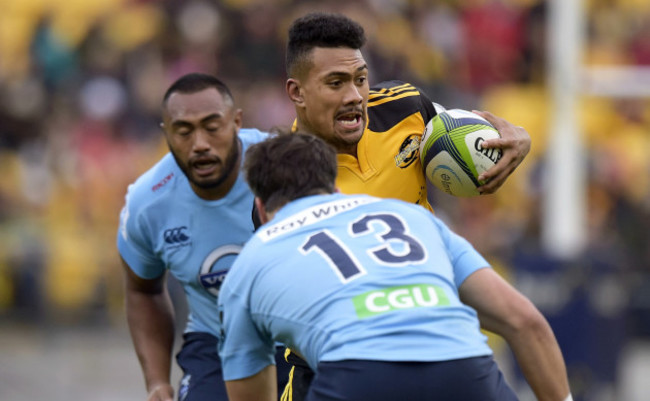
[1,321,648,401]
[0,322,182,401]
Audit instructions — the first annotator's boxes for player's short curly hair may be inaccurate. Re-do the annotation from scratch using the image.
[244,132,337,212]
[286,12,366,77]
[162,73,234,106]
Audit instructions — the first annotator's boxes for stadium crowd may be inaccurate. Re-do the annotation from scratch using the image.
[0,0,649,400]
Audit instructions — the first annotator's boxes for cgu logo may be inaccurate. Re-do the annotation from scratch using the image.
[474,137,502,164]
[353,284,450,319]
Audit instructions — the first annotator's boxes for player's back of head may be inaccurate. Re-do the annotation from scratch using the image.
[244,133,337,212]
[286,12,366,77]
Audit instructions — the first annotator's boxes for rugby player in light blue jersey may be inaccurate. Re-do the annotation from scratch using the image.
[117,73,290,401]
[218,133,572,401]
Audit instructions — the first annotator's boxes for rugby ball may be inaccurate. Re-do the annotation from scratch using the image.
[419,109,502,197]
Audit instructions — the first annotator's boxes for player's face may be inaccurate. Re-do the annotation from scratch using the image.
[289,47,369,156]
[162,88,243,200]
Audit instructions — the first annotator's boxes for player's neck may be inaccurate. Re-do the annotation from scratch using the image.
[336,144,358,158]
[295,120,358,158]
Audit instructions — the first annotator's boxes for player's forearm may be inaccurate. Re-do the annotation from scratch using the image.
[504,314,570,401]
[459,269,570,400]
[126,290,176,391]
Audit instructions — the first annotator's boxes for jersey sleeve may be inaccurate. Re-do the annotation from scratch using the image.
[218,268,276,381]
[431,215,490,287]
[116,190,166,279]
[416,86,439,125]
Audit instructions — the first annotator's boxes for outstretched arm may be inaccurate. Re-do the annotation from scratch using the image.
[459,268,570,401]
[472,110,531,194]
[122,257,176,401]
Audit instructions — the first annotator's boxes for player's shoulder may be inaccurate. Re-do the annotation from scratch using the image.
[226,233,266,286]
[123,153,181,210]
[373,195,418,209]
[369,80,432,103]
[367,80,437,132]
[238,128,270,149]
[374,196,435,219]
[370,80,421,94]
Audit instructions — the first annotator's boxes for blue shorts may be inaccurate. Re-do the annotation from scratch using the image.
[176,332,291,401]
[305,356,518,401]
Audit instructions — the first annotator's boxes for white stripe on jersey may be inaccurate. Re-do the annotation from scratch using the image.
[258,196,379,242]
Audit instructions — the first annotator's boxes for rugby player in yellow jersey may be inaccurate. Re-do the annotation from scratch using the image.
[280,12,532,401]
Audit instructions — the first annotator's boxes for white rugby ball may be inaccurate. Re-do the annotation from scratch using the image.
[419,109,502,197]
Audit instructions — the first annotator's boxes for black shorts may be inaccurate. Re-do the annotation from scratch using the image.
[176,332,291,401]
[286,354,518,401]
[282,350,315,401]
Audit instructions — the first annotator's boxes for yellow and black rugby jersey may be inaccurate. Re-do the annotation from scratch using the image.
[337,80,438,211]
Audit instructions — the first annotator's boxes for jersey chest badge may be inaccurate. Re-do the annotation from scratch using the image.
[199,244,243,297]
[394,134,420,168]
[163,226,191,249]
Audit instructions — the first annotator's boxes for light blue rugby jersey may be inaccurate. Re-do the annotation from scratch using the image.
[117,128,268,335]
[218,193,494,381]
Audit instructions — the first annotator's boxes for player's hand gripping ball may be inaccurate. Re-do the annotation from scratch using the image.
[419,109,502,197]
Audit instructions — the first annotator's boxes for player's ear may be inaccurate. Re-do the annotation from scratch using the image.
[232,108,243,130]
[254,197,270,225]
[286,79,304,106]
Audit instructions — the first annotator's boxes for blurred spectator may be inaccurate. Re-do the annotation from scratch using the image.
[0,1,648,400]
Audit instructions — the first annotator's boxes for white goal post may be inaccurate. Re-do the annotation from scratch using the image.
[543,0,650,259]
[543,0,587,259]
